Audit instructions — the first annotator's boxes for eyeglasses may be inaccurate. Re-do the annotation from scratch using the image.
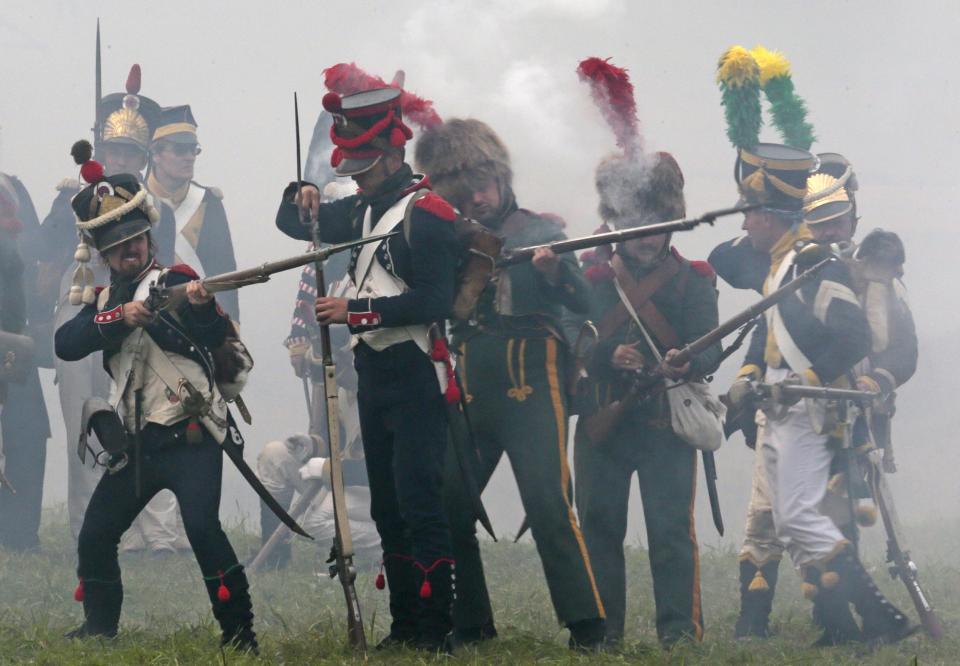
[164,143,202,157]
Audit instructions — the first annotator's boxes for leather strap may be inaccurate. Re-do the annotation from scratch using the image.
[597,254,681,349]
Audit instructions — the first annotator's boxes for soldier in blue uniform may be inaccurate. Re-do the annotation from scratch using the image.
[54,166,257,652]
[722,143,914,646]
[276,87,459,651]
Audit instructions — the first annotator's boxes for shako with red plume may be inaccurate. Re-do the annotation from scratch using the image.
[323,62,442,131]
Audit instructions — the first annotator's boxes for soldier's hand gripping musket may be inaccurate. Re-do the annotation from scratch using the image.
[143,233,397,314]
[585,253,835,443]
[497,204,757,267]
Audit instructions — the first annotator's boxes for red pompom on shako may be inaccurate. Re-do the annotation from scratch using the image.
[74,578,84,602]
[126,64,142,95]
[217,571,231,602]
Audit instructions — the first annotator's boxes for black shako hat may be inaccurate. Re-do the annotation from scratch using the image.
[322,87,414,177]
[72,172,158,252]
[152,104,199,145]
[735,143,817,213]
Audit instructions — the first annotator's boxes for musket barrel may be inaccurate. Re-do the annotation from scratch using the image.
[669,257,833,367]
[774,384,879,402]
[497,204,757,267]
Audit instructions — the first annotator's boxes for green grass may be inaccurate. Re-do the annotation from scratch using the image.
[0,507,954,664]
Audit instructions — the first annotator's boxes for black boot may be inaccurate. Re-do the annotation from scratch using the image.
[735,559,779,639]
[205,566,258,654]
[832,547,917,645]
[568,617,606,652]
[447,619,497,650]
[375,555,420,649]
[257,501,291,570]
[805,563,861,646]
[416,559,454,653]
[65,578,123,639]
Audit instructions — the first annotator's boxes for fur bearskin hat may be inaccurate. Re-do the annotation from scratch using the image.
[414,118,512,204]
[595,151,685,228]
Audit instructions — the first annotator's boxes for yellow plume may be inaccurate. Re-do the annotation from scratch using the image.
[717,46,759,88]
[751,45,791,87]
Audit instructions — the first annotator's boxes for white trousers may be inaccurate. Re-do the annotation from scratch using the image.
[258,435,379,554]
[761,367,846,568]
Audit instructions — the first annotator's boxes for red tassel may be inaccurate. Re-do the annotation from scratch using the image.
[375,572,386,590]
[430,336,446,362]
[330,147,343,168]
[217,571,231,602]
[80,160,105,184]
[444,381,461,405]
[419,579,432,599]
[125,64,142,95]
[74,578,84,602]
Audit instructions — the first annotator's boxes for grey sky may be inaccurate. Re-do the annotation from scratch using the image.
[1,0,957,547]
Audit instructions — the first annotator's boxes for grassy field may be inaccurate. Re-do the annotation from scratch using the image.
[0,507,954,664]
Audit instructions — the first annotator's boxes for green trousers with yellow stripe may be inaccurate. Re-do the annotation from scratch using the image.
[574,412,703,645]
[444,333,605,629]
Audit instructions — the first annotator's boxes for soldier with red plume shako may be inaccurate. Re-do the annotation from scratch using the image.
[276,79,459,652]
[54,154,258,652]
[416,114,606,648]
[571,57,721,647]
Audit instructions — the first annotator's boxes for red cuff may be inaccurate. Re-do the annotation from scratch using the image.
[94,305,123,325]
[347,310,381,328]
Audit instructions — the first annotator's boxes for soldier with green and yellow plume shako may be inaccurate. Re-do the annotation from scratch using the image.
[713,46,916,647]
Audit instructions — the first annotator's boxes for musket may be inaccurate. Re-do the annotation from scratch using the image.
[583,256,835,444]
[93,20,103,156]
[749,383,879,405]
[144,232,396,313]
[296,92,366,651]
[866,412,944,640]
[497,204,758,267]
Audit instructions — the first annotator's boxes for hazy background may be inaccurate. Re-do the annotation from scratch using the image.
[1,0,957,555]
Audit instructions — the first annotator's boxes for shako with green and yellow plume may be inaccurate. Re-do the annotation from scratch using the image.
[717,45,817,212]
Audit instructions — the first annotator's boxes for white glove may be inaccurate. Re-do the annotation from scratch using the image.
[299,457,328,482]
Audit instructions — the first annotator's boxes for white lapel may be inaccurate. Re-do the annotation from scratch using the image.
[352,191,417,290]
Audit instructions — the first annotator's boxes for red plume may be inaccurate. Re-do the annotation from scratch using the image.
[577,57,640,155]
[125,64,142,95]
[323,62,442,131]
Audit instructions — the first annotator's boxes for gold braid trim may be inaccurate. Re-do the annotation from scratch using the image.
[506,338,534,401]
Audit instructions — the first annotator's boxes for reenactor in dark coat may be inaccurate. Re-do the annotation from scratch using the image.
[276,88,459,651]
[0,171,50,551]
[55,165,257,652]
[723,143,915,646]
[720,151,918,644]
[574,153,720,646]
[415,118,607,650]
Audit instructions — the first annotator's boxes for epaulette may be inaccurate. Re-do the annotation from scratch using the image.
[414,192,456,221]
[690,260,717,280]
[168,263,201,279]
[585,261,615,283]
[56,177,80,192]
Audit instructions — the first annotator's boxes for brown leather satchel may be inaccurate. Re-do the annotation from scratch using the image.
[0,329,34,384]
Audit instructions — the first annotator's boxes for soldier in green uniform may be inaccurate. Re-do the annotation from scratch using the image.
[414,118,606,650]
[573,152,720,646]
